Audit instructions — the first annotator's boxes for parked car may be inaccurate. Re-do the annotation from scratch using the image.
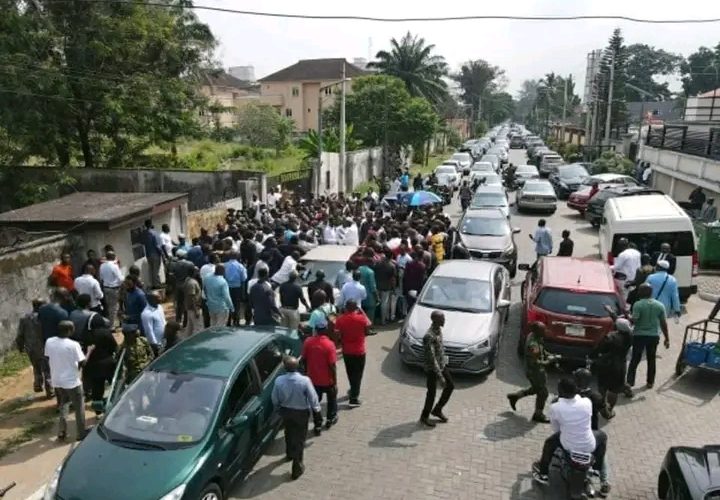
[516,179,558,213]
[480,154,500,172]
[509,135,525,148]
[538,153,565,176]
[469,161,495,179]
[549,163,590,199]
[477,173,503,187]
[45,327,302,500]
[513,164,540,188]
[518,257,624,359]
[658,445,720,499]
[567,173,638,214]
[398,260,511,374]
[455,208,519,277]
[435,164,461,190]
[451,152,473,175]
[585,186,663,227]
[470,185,510,217]
[487,146,509,165]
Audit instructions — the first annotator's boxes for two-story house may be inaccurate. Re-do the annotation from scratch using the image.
[199,71,260,128]
[258,58,369,132]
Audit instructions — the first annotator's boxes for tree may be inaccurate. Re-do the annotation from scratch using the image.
[0,0,216,168]
[453,60,505,123]
[625,44,682,101]
[514,79,540,123]
[368,32,448,107]
[596,28,628,137]
[483,92,515,125]
[236,103,293,152]
[680,44,720,96]
[297,124,360,159]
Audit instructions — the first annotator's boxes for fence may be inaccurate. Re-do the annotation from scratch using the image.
[267,168,313,196]
[646,125,720,160]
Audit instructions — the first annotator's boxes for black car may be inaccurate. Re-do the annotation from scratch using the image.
[585,186,663,227]
[549,163,590,198]
[658,445,720,499]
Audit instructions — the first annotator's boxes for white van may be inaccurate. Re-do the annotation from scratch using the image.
[599,194,698,302]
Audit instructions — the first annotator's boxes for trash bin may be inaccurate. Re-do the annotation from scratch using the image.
[694,220,720,269]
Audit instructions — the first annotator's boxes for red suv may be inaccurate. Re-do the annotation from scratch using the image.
[518,257,625,359]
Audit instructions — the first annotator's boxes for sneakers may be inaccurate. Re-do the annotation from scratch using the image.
[348,399,362,408]
[431,409,448,423]
[599,482,611,498]
[507,394,518,411]
[419,417,436,428]
[531,461,549,485]
[325,415,339,429]
[531,412,550,424]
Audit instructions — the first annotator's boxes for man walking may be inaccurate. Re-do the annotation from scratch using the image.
[49,253,75,293]
[74,264,103,313]
[403,250,426,312]
[99,251,124,329]
[123,276,147,327]
[141,291,166,356]
[16,299,50,394]
[529,219,553,260]
[335,300,372,407]
[203,263,234,327]
[271,356,321,480]
[337,271,367,311]
[167,251,196,326]
[507,322,554,423]
[121,323,155,382]
[224,252,247,326]
[612,238,642,294]
[302,320,338,431]
[647,260,681,320]
[374,252,398,324]
[45,321,86,441]
[183,267,203,336]
[279,271,309,331]
[557,229,574,257]
[420,311,454,427]
[142,219,167,288]
[627,283,669,389]
[249,268,280,326]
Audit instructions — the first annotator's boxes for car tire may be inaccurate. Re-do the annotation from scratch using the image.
[199,483,223,500]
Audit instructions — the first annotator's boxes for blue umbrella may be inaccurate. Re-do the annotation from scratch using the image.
[406,190,443,206]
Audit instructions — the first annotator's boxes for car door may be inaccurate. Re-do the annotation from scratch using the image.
[490,269,504,347]
[217,365,263,484]
[250,340,285,447]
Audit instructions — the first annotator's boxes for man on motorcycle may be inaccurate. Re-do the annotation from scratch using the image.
[503,162,517,189]
[532,378,609,496]
[459,182,473,211]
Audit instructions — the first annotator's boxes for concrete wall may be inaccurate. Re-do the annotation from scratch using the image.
[0,167,264,212]
[0,234,84,353]
[315,147,384,195]
[640,145,720,200]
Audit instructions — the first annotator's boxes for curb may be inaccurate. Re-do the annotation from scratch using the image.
[698,291,720,303]
[699,269,720,276]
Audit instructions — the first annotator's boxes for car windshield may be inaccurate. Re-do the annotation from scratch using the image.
[437,166,456,174]
[460,216,508,236]
[452,153,470,162]
[482,155,498,162]
[471,192,507,207]
[103,371,224,446]
[298,260,345,286]
[418,276,492,313]
[535,289,619,317]
[559,166,589,178]
[480,174,502,185]
[523,182,555,194]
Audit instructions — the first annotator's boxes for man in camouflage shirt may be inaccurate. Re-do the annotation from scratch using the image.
[420,310,454,427]
[506,321,554,423]
[121,323,155,382]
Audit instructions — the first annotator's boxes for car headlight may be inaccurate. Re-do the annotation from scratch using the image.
[401,327,422,346]
[43,464,63,500]
[468,339,490,354]
[159,484,187,500]
[502,244,515,256]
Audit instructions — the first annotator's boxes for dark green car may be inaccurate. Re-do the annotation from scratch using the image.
[44,327,301,500]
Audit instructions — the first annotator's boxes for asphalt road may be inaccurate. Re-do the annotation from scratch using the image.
[231,148,720,500]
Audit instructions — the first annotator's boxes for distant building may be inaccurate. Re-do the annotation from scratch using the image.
[352,58,369,70]
[684,88,720,123]
[199,71,260,128]
[626,100,683,126]
[229,65,256,82]
[259,58,369,132]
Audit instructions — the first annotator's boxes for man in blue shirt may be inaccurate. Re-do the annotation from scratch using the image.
[529,219,553,260]
[336,271,367,311]
[271,355,321,480]
[203,264,234,327]
[400,171,410,192]
[186,239,206,268]
[224,252,247,326]
[142,219,167,289]
[123,276,147,330]
[646,260,681,319]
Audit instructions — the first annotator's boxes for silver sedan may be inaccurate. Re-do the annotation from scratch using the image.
[516,179,558,213]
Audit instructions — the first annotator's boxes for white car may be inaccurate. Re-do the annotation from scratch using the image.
[480,154,500,172]
[469,162,495,182]
[487,146,509,164]
[435,165,460,189]
[476,173,502,186]
[450,152,473,175]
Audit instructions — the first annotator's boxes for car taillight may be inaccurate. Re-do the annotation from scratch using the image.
[607,252,614,265]
[692,251,699,277]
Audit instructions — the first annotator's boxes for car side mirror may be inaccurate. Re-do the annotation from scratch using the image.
[512,228,521,234]
[518,263,530,271]
[497,299,511,309]
[408,290,418,299]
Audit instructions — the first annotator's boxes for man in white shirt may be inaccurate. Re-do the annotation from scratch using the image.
[99,251,124,329]
[141,291,166,356]
[339,220,359,246]
[45,321,86,441]
[74,264,104,313]
[271,251,299,287]
[612,238,641,294]
[322,222,338,245]
[267,189,278,209]
[532,378,608,489]
[160,224,174,257]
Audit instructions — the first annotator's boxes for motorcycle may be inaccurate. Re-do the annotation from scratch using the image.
[556,448,598,499]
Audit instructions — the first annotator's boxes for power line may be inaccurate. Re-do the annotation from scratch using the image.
[40,1,720,24]
[0,87,105,105]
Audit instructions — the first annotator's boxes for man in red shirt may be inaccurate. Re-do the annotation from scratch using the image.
[50,253,75,292]
[301,320,338,433]
[335,299,372,407]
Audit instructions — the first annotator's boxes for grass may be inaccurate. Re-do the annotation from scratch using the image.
[0,413,56,459]
[0,351,30,380]
[410,153,448,177]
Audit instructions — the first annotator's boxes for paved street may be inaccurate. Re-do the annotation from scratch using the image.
[232,149,720,500]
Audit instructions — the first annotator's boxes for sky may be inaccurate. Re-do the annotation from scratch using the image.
[195,0,720,97]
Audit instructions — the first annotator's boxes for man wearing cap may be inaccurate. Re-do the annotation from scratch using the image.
[301,319,338,431]
[122,323,155,382]
[646,260,681,320]
[271,356,321,480]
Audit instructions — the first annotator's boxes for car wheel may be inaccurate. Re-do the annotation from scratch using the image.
[199,483,223,500]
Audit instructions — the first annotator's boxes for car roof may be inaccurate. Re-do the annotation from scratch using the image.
[150,327,288,378]
[610,194,687,220]
[541,257,616,293]
[474,185,506,194]
[431,259,499,280]
[462,207,506,219]
[516,164,538,171]
[591,173,629,181]
[301,245,357,262]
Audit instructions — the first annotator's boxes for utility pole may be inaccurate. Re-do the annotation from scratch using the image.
[339,61,346,187]
[604,52,615,146]
[561,76,569,144]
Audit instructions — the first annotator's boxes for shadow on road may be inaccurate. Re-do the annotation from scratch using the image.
[368,420,433,448]
[233,457,289,499]
[481,410,536,442]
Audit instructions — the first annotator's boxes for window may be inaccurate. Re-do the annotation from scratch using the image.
[285,108,292,117]
[253,341,283,383]
[611,232,695,257]
[222,366,255,421]
[325,171,331,190]
[292,87,299,97]
[307,108,311,113]
[535,289,619,318]
[324,87,333,96]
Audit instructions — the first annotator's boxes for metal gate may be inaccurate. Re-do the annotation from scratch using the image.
[268,168,313,196]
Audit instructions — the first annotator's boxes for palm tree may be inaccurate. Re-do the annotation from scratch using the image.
[369,32,448,106]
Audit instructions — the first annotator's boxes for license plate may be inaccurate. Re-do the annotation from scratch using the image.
[565,325,585,337]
